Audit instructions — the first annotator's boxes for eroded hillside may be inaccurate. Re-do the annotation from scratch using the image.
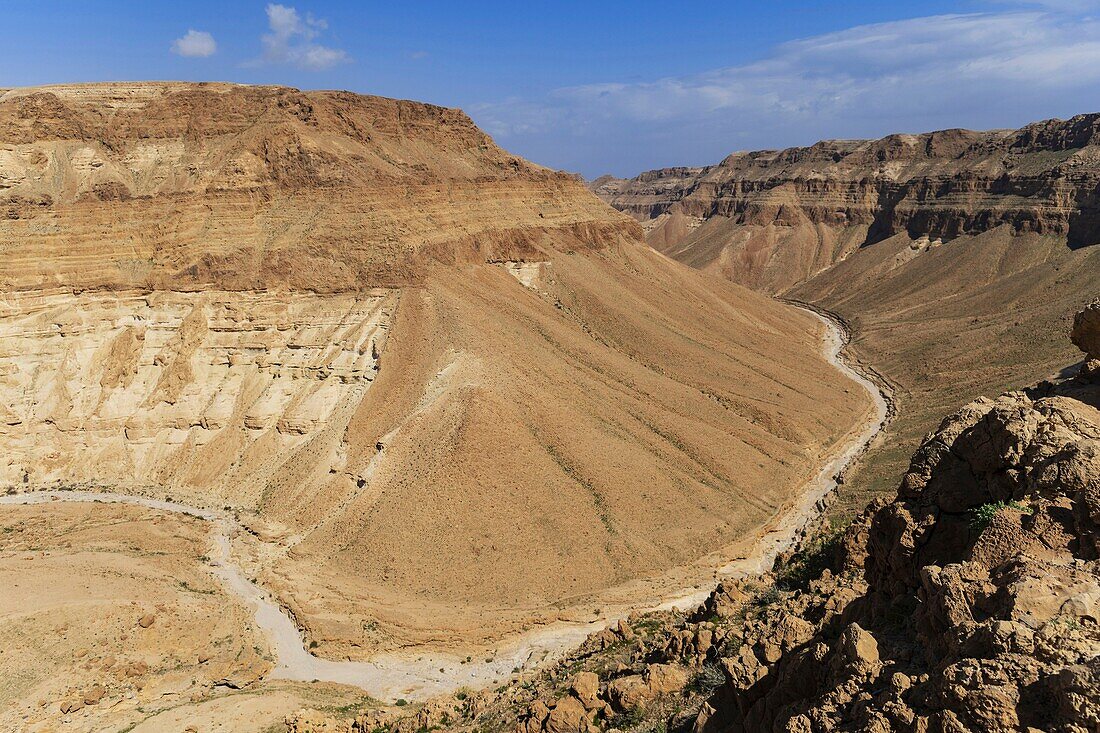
[595,116,1100,517]
[0,83,871,669]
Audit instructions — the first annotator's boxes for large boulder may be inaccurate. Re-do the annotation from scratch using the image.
[606,663,689,712]
[1072,298,1100,359]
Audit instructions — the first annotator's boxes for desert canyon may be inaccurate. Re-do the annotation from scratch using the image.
[0,82,1096,733]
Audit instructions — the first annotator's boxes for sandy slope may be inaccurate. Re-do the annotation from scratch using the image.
[0,301,886,704]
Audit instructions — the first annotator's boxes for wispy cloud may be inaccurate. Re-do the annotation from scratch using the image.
[253,4,350,71]
[171,29,217,58]
[471,7,1100,175]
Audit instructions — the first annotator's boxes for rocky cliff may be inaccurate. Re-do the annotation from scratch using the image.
[594,115,1100,292]
[0,83,870,655]
[293,304,1100,733]
[1,82,633,292]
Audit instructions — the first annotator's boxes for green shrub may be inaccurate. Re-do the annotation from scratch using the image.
[775,527,844,592]
[752,586,781,608]
[688,662,726,695]
[969,501,1031,532]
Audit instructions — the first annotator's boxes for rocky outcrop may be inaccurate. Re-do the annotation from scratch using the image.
[595,115,1100,292]
[693,314,1100,733]
[1073,299,1100,381]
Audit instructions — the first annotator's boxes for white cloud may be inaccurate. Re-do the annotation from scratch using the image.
[257,3,350,71]
[470,7,1100,175]
[171,29,217,58]
[988,0,1100,10]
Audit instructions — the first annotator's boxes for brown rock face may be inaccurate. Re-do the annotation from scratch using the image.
[606,663,689,712]
[1073,299,1100,359]
[0,82,869,652]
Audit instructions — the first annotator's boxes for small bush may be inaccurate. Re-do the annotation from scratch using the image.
[619,706,647,729]
[752,586,781,608]
[395,698,408,707]
[689,662,726,695]
[969,501,1031,532]
[775,527,844,592]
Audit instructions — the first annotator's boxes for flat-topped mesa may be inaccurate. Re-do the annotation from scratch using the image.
[595,113,1100,291]
[0,82,639,292]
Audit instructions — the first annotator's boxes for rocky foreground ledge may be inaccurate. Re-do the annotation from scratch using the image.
[290,302,1100,733]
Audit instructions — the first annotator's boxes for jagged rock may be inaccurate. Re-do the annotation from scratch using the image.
[543,695,595,733]
[607,663,689,712]
[722,646,768,691]
[58,699,84,714]
[694,582,749,620]
[692,702,717,733]
[82,686,105,706]
[519,700,552,733]
[756,611,815,664]
[613,619,635,641]
[835,623,880,676]
[569,672,601,710]
[658,622,719,665]
[1072,299,1100,359]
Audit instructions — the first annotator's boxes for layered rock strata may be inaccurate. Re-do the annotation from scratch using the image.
[0,288,392,502]
[595,115,1100,292]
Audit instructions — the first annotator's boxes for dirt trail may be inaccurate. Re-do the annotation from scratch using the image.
[0,306,890,703]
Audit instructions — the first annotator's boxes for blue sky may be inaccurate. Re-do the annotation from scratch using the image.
[3,1,1099,175]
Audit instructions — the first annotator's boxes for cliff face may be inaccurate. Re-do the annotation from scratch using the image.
[595,115,1100,292]
[0,83,871,653]
[0,288,394,499]
[0,82,634,292]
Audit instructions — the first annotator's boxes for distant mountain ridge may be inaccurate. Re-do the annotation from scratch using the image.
[593,113,1100,292]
